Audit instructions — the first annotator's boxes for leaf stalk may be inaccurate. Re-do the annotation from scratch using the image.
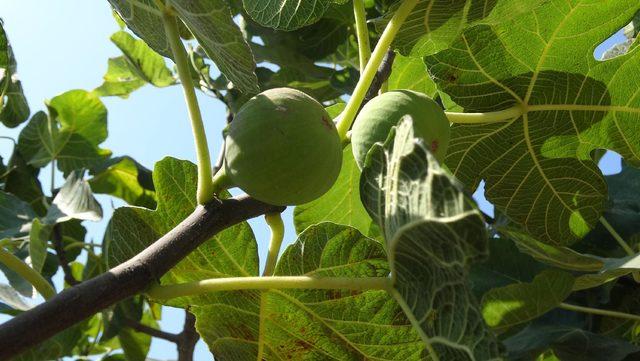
[0,247,56,300]
[599,216,640,282]
[559,302,640,323]
[336,0,419,140]
[445,105,525,124]
[161,9,215,204]
[147,276,393,300]
[262,213,285,277]
[353,0,371,73]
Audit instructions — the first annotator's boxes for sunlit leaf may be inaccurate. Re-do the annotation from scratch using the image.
[89,156,156,208]
[17,90,111,174]
[105,157,257,295]
[482,270,574,333]
[360,117,501,360]
[427,1,640,245]
[193,222,428,360]
[44,170,103,224]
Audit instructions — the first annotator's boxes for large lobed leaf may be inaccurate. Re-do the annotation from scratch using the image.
[427,0,640,246]
[242,0,337,31]
[105,157,258,288]
[360,117,501,360]
[376,0,545,57]
[17,90,111,174]
[192,222,428,360]
[108,0,259,93]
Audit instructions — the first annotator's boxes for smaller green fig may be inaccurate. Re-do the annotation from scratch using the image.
[218,87,342,206]
[351,90,450,169]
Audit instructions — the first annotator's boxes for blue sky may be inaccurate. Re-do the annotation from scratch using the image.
[0,1,629,360]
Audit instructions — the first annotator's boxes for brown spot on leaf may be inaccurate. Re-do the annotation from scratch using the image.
[431,140,439,153]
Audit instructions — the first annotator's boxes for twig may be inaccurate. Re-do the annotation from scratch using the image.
[52,225,79,286]
[0,195,284,359]
[177,310,199,361]
[361,49,396,109]
[124,317,179,343]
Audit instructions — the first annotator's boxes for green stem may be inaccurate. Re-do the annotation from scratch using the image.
[600,217,634,255]
[599,216,640,282]
[336,0,418,140]
[559,302,640,323]
[161,8,215,204]
[445,105,525,124]
[353,0,371,73]
[147,276,393,300]
[0,247,56,300]
[262,213,285,277]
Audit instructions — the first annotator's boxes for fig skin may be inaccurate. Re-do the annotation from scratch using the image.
[223,88,342,206]
[351,90,450,169]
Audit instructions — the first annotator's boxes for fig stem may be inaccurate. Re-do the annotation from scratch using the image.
[161,8,215,205]
[210,167,234,195]
[146,276,393,300]
[353,0,371,73]
[336,0,419,141]
[263,213,285,277]
[558,302,640,323]
[445,105,525,124]
[0,247,56,300]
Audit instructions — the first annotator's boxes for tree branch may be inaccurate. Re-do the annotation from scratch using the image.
[124,317,180,344]
[52,225,79,286]
[362,49,396,108]
[177,310,199,361]
[0,195,283,360]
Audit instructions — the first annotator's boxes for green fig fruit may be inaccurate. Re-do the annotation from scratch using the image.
[351,90,450,169]
[220,88,342,206]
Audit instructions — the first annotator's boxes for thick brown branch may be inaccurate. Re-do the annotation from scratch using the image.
[0,195,283,360]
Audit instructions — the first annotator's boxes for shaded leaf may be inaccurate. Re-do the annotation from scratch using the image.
[3,149,46,215]
[0,190,36,239]
[108,0,259,93]
[0,22,29,127]
[505,322,640,361]
[470,237,547,297]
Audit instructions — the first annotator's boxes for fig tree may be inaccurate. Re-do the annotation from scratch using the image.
[351,90,450,169]
[213,88,342,206]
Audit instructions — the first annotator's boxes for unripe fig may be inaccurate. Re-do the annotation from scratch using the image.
[219,88,342,206]
[351,90,450,169]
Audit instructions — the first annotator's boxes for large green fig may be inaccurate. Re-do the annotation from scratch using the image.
[218,88,342,206]
[351,90,450,169]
